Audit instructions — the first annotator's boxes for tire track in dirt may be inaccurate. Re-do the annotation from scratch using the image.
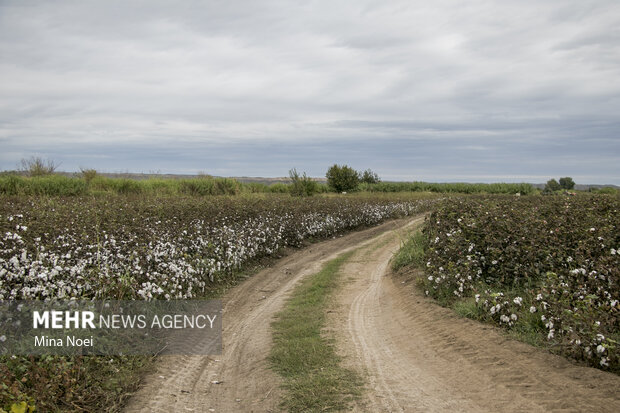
[330,220,620,412]
[123,218,416,413]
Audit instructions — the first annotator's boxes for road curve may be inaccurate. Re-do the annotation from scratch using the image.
[123,218,415,413]
[330,219,620,412]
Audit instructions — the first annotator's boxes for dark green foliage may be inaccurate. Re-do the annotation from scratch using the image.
[359,181,533,195]
[289,168,319,197]
[559,177,576,190]
[545,179,562,192]
[326,164,359,192]
[359,169,381,184]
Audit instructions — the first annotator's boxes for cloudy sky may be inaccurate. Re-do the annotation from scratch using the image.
[1,0,619,183]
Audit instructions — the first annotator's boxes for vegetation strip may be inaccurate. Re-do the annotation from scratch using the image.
[270,250,361,412]
[395,194,619,373]
[0,172,538,197]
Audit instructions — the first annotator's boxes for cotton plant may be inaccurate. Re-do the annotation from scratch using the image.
[421,195,619,371]
[0,197,437,302]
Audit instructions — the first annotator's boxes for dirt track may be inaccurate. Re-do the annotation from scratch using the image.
[125,216,620,412]
[124,218,412,412]
[330,218,620,412]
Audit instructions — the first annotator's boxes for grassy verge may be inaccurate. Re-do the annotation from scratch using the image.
[450,295,547,348]
[391,230,427,271]
[270,251,362,412]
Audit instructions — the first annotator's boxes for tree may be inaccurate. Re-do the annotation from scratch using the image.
[545,179,561,192]
[326,164,359,192]
[559,177,575,190]
[289,168,318,197]
[360,169,381,184]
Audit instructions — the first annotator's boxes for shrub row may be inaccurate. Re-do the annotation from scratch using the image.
[359,181,534,194]
[421,194,619,372]
[0,174,536,197]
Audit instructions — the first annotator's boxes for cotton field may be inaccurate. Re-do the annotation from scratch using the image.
[0,195,436,302]
[423,195,619,371]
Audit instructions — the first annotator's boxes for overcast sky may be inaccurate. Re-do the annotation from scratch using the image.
[1,0,619,183]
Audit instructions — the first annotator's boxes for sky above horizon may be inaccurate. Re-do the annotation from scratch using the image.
[1,0,619,184]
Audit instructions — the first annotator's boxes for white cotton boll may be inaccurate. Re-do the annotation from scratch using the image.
[529,306,537,313]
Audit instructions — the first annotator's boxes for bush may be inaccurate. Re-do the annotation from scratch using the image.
[289,168,319,197]
[545,179,562,192]
[360,169,380,184]
[244,182,270,193]
[268,183,291,193]
[0,175,88,196]
[593,187,618,195]
[79,168,98,184]
[326,164,359,192]
[559,177,575,190]
[358,181,533,194]
[18,157,59,177]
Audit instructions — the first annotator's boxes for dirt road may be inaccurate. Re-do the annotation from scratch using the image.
[124,218,413,413]
[330,218,620,412]
[125,216,620,412]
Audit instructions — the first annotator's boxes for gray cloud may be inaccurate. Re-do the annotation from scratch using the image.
[1,0,619,183]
